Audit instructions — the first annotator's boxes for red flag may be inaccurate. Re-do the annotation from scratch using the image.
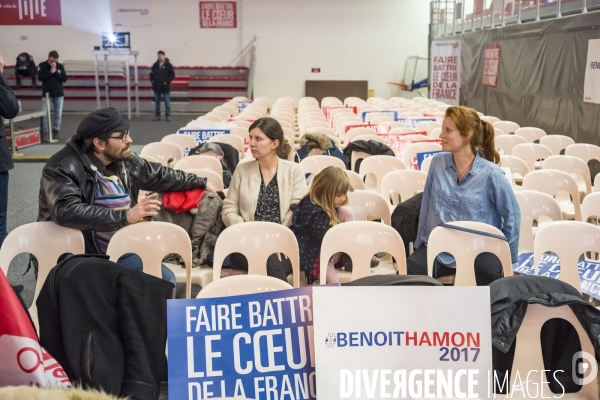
[0,270,71,388]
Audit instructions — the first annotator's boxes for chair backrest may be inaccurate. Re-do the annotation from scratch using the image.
[347,191,391,224]
[359,155,406,192]
[344,170,365,190]
[403,142,442,168]
[139,154,159,163]
[420,156,434,173]
[515,127,546,143]
[539,134,575,155]
[140,142,183,167]
[565,143,600,164]
[0,221,85,327]
[389,127,418,135]
[512,143,553,171]
[186,168,224,191]
[161,133,198,152]
[494,128,506,136]
[500,155,530,180]
[350,151,371,173]
[319,221,406,283]
[174,155,223,177]
[427,221,513,286]
[299,155,345,175]
[481,116,500,124]
[197,275,293,298]
[209,133,245,155]
[522,170,582,221]
[231,120,251,129]
[534,221,600,292]
[106,221,194,297]
[495,135,528,156]
[415,121,442,135]
[380,170,428,205]
[428,127,442,139]
[542,155,592,194]
[493,120,520,134]
[508,303,598,399]
[370,116,394,125]
[514,190,563,254]
[212,222,300,287]
[229,126,250,142]
[346,127,377,143]
[352,134,387,145]
[582,192,600,223]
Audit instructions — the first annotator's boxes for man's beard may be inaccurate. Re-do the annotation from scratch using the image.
[104,144,132,163]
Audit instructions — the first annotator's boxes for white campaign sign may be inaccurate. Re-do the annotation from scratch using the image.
[584,39,600,104]
[313,286,492,399]
[431,40,461,106]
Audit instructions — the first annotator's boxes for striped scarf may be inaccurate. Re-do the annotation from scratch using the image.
[93,170,131,254]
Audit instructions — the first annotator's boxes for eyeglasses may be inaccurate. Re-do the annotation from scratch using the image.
[108,130,130,142]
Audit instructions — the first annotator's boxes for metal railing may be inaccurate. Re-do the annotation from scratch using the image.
[229,35,257,98]
[431,0,599,38]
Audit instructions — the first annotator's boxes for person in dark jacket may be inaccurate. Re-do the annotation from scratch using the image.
[0,53,19,248]
[150,51,175,121]
[37,50,67,140]
[295,132,345,164]
[290,166,354,284]
[14,52,36,89]
[342,139,395,172]
[37,107,216,282]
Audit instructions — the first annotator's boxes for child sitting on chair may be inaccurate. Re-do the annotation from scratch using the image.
[291,166,354,284]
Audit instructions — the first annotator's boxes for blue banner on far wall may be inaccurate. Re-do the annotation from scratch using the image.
[514,252,600,300]
[361,110,398,122]
[416,150,442,169]
[167,287,316,400]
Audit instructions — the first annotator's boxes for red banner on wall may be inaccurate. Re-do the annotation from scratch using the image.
[199,1,236,28]
[483,44,501,88]
[0,0,61,25]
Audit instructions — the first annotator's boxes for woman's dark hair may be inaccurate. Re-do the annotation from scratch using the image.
[249,117,292,160]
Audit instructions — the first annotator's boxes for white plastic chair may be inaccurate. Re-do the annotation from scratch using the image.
[565,144,600,166]
[209,134,245,158]
[534,221,600,292]
[0,222,85,329]
[427,221,513,286]
[389,127,418,135]
[522,170,582,221]
[420,156,434,173]
[140,154,159,163]
[231,120,251,129]
[319,221,406,283]
[495,135,528,156]
[106,221,200,299]
[494,128,507,136]
[140,142,183,167]
[481,116,500,124]
[582,192,600,224]
[515,127,546,143]
[352,134,387,146]
[504,303,598,399]
[229,126,250,143]
[403,142,442,169]
[500,155,530,183]
[359,155,406,192]
[299,155,345,175]
[174,155,223,177]
[512,143,553,171]
[429,127,442,139]
[415,121,442,135]
[380,170,427,205]
[539,134,575,155]
[212,222,300,287]
[370,116,394,125]
[350,150,371,173]
[186,169,224,191]
[336,165,362,189]
[347,191,391,225]
[161,133,198,152]
[493,120,520,134]
[514,190,563,254]
[346,127,377,143]
[197,275,292,298]
[542,155,592,198]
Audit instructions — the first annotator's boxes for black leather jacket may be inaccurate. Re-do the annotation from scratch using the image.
[38,139,206,254]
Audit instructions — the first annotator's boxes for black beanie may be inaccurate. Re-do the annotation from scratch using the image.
[76,107,131,138]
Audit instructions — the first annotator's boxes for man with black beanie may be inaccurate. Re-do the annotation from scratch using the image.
[38,107,215,281]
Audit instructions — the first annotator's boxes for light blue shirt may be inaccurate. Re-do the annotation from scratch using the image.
[414,152,521,267]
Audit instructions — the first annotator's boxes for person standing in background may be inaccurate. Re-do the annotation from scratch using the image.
[38,50,67,140]
[14,52,37,89]
[0,54,19,248]
[150,51,174,122]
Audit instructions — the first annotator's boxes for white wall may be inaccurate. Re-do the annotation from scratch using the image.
[0,0,430,101]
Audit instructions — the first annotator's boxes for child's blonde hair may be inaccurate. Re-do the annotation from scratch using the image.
[309,166,353,226]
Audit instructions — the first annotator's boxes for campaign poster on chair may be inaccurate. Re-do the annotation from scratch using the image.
[167,287,316,400]
[584,39,600,104]
[430,40,461,105]
[313,286,492,399]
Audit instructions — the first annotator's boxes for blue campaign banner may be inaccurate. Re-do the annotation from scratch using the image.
[416,150,442,169]
[177,129,230,146]
[167,287,316,400]
[396,117,437,128]
[236,100,253,114]
[361,110,398,122]
[513,252,600,300]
